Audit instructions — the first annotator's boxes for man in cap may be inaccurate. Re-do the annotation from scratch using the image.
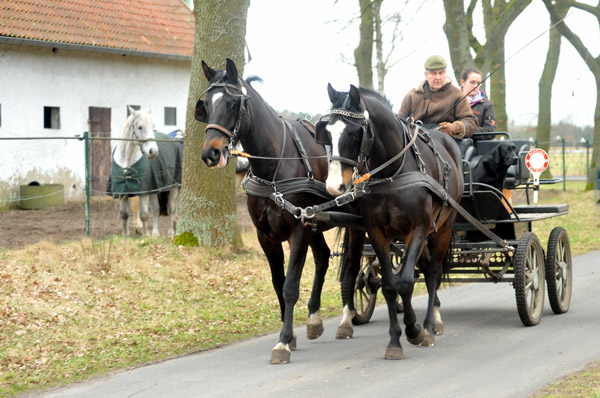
[398,55,477,141]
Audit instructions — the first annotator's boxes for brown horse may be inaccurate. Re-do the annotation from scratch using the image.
[196,59,361,364]
[316,84,463,359]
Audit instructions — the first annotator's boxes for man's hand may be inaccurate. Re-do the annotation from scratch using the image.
[438,122,463,137]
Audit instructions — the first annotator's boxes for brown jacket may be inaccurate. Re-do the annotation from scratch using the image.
[398,79,478,138]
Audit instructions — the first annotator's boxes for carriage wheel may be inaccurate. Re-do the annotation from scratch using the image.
[351,255,380,325]
[545,227,572,314]
[514,232,545,326]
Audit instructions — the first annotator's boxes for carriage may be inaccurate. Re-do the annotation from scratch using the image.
[197,59,573,363]
[343,132,572,327]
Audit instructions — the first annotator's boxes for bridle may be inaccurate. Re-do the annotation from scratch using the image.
[325,96,373,169]
[200,81,249,151]
[326,96,421,185]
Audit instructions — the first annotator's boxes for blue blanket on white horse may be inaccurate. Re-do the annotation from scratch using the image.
[109,132,183,198]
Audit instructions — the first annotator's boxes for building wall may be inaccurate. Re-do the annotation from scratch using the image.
[0,43,191,208]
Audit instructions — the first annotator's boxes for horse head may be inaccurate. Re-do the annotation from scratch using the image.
[195,58,249,169]
[316,84,372,196]
[127,106,158,160]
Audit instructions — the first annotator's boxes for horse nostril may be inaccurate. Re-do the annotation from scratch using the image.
[337,184,346,194]
[210,148,221,163]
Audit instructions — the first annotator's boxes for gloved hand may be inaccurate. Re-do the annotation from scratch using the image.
[438,122,463,137]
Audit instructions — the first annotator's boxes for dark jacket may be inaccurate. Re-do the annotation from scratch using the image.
[398,79,478,138]
[470,91,497,141]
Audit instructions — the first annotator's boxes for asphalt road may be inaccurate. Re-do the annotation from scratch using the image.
[35,250,599,398]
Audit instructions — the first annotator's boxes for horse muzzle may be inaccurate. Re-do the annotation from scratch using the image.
[325,161,352,196]
[201,146,229,168]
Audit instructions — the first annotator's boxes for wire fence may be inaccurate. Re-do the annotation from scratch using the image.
[0,134,596,239]
[0,132,183,236]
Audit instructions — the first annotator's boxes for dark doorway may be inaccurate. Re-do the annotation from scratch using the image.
[88,107,111,196]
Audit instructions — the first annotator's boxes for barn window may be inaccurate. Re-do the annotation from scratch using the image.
[164,107,177,126]
[126,105,141,116]
[43,106,60,129]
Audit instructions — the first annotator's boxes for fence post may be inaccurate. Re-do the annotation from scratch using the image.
[562,138,566,192]
[84,131,90,236]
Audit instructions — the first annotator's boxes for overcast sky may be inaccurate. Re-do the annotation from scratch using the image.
[242,0,597,127]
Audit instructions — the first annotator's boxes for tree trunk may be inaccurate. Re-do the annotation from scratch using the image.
[536,3,568,178]
[443,0,472,83]
[355,0,374,89]
[542,0,600,190]
[177,0,249,247]
[443,0,531,131]
[373,0,386,93]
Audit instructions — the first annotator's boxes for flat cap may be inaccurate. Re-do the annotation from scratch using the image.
[424,55,447,70]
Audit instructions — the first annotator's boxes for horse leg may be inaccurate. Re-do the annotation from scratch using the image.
[138,195,150,236]
[337,228,365,339]
[166,187,179,238]
[119,197,132,236]
[270,228,310,364]
[422,220,454,335]
[149,194,160,237]
[367,229,406,359]
[130,196,143,235]
[305,233,330,340]
[400,227,435,348]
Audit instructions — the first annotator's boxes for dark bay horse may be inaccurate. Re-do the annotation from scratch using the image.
[196,59,362,364]
[316,84,463,359]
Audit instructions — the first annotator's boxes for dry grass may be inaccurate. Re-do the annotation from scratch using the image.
[0,231,347,396]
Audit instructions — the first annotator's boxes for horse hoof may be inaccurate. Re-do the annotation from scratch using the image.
[307,318,324,340]
[335,324,353,339]
[289,335,297,351]
[407,328,435,347]
[433,323,444,335]
[270,343,291,364]
[384,346,404,360]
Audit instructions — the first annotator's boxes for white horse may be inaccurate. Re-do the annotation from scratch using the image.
[110,106,181,237]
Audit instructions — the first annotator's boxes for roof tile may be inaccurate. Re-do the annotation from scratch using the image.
[0,0,194,57]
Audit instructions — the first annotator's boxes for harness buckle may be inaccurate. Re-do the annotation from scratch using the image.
[273,192,285,208]
[335,191,355,207]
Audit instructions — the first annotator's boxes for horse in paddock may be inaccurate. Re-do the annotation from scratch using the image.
[316,84,463,359]
[109,106,182,238]
[196,59,362,364]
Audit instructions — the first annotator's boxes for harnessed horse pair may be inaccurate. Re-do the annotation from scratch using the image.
[197,59,463,362]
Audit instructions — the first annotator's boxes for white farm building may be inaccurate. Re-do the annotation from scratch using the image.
[0,0,194,208]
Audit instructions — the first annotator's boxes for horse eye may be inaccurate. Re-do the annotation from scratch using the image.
[227,100,238,111]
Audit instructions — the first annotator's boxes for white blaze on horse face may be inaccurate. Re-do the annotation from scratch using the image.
[136,112,159,160]
[211,92,224,107]
[325,120,348,195]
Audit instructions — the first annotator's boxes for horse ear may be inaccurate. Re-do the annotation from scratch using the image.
[315,120,332,146]
[145,106,152,114]
[127,105,136,116]
[327,83,339,104]
[202,60,216,81]
[225,58,238,82]
[349,85,361,110]
[195,99,207,122]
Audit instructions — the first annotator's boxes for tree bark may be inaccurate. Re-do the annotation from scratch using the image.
[177,0,249,247]
[542,0,600,190]
[355,0,374,89]
[537,3,569,178]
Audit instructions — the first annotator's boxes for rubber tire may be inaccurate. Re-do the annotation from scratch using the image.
[351,256,379,325]
[545,227,572,314]
[514,232,545,326]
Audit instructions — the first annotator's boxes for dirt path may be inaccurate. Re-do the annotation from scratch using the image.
[0,194,253,249]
